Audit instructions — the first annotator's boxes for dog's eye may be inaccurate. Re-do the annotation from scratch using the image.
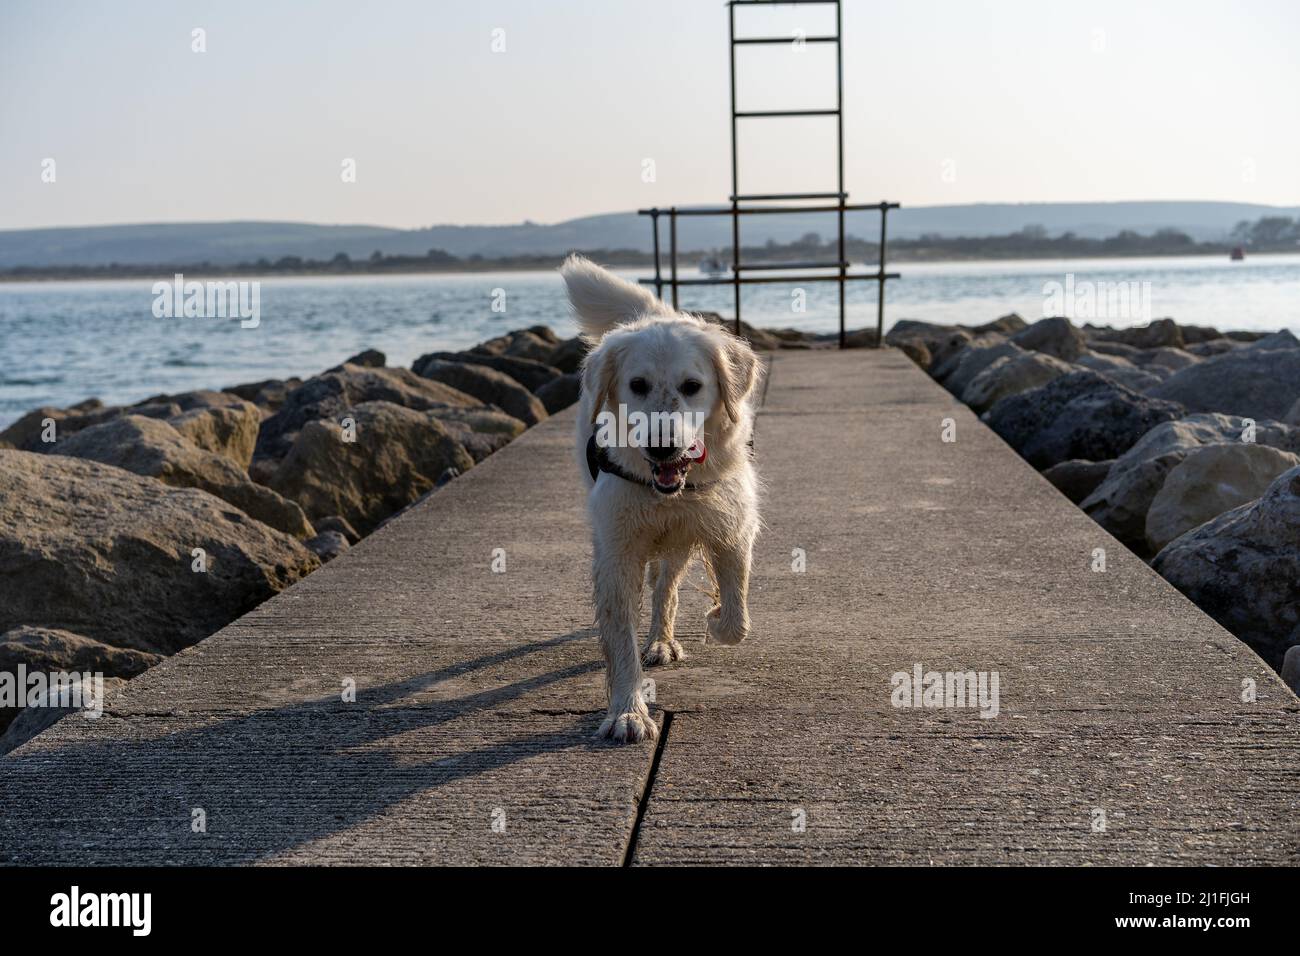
[680,379,702,396]
[629,377,649,396]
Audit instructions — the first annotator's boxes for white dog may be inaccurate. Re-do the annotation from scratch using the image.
[560,255,762,743]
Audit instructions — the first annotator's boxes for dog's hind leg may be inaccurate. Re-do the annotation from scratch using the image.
[705,529,755,647]
[593,544,658,744]
[644,552,690,667]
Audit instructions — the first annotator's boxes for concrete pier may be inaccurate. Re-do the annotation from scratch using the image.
[2,349,1296,865]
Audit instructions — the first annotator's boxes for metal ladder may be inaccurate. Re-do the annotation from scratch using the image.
[640,0,899,347]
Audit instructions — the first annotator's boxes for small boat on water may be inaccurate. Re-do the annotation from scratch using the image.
[1230,246,1246,261]
[699,257,726,276]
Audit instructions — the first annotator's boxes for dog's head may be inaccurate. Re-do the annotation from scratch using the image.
[561,255,760,495]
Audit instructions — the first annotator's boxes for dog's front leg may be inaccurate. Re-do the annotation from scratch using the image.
[592,544,658,743]
[644,553,690,666]
[706,530,754,646]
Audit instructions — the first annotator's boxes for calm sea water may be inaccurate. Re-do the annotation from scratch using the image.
[2,254,1297,428]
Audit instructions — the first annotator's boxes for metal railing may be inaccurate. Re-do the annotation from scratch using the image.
[638,0,899,348]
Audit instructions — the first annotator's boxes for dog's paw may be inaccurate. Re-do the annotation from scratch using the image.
[642,638,687,667]
[706,605,748,646]
[597,707,659,744]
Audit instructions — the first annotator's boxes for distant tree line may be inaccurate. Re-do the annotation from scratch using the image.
[4,216,1295,281]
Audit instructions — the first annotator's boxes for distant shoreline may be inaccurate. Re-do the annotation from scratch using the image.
[2,249,1296,285]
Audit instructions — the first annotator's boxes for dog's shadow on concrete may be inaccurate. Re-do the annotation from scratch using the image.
[0,629,629,865]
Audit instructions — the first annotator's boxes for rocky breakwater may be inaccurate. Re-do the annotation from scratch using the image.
[888,316,1300,685]
[0,325,588,752]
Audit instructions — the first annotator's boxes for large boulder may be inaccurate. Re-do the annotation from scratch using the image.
[962,351,1073,413]
[547,337,589,375]
[1085,318,1184,350]
[0,626,161,680]
[1010,317,1086,361]
[984,370,1184,470]
[1076,350,1136,373]
[535,372,582,414]
[472,326,562,362]
[430,407,527,462]
[1153,466,1300,669]
[0,399,178,452]
[413,351,562,393]
[167,400,261,468]
[222,377,304,414]
[255,363,483,463]
[269,401,475,534]
[414,358,547,426]
[1145,443,1300,553]
[1080,413,1300,552]
[1042,459,1114,505]
[53,416,313,538]
[0,674,127,755]
[939,340,1021,395]
[1147,344,1300,421]
[1135,347,1200,373]
[0,450,319,657]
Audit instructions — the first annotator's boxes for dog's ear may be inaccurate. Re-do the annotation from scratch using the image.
[710,331,761,424]
[582,339,623,426]
[561,254,664,342]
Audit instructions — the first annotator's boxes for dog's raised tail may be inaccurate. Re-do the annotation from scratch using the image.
[560,254,665,340]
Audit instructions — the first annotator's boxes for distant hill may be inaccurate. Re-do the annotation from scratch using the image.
[2,202,1296,268]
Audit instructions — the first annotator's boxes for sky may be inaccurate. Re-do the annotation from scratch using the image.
[2,0,1298,231]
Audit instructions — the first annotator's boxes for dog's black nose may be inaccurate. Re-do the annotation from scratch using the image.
[645,444,683,462]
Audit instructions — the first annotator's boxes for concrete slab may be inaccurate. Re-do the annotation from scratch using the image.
[2,349,1296,866]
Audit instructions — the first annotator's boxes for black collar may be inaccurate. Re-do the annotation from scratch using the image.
[586,433,719,493]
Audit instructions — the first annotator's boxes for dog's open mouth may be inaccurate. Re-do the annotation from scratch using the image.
[645,440,706,495]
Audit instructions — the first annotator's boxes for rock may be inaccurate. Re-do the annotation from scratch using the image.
[0,626,161,680]
[841,328,881,349]
[1145,443,1300,553]
[431,407,527,462]
[1080,413,1300,552]
[1185,339,1241,358]
[1135,347,1200,373]
[1147,344,1300,421]
[414,358,547,426]
[1224,330,1269,342]
[0,675,127,755]
[1087,340,1143,361]
[255,363,483,463]
[1178,325,1223,344]
[1042,459,1114,504]
[895,340,931,369]
[135,389,247,412]
[1287,398,1300,426]
[268,401,475,534]
[413,351,562,393]
[223,377,303,413]
[473,326,561,362]
[1153,465,1300,669]
[1010,317,1086,361]
[962,351,1073,413]
[967,314,1028,335]
[1076,350,1136,372]
[54,416,314,538]
[0,450,319,657]
[1086,318,1184,349]
[1246,329,1300,351]
[937,339,1019,395]
[333,348,386,369]
[0,400,178,452]
[886,321,973,372]
[547,337,589,375]
[1282,646,1300,697]
[305,530,350,562]
[167,400,261,468]
[535,372,582,413]
[314,515,360,544]
[1097,367,1167,393]
[983,370,1184,470]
